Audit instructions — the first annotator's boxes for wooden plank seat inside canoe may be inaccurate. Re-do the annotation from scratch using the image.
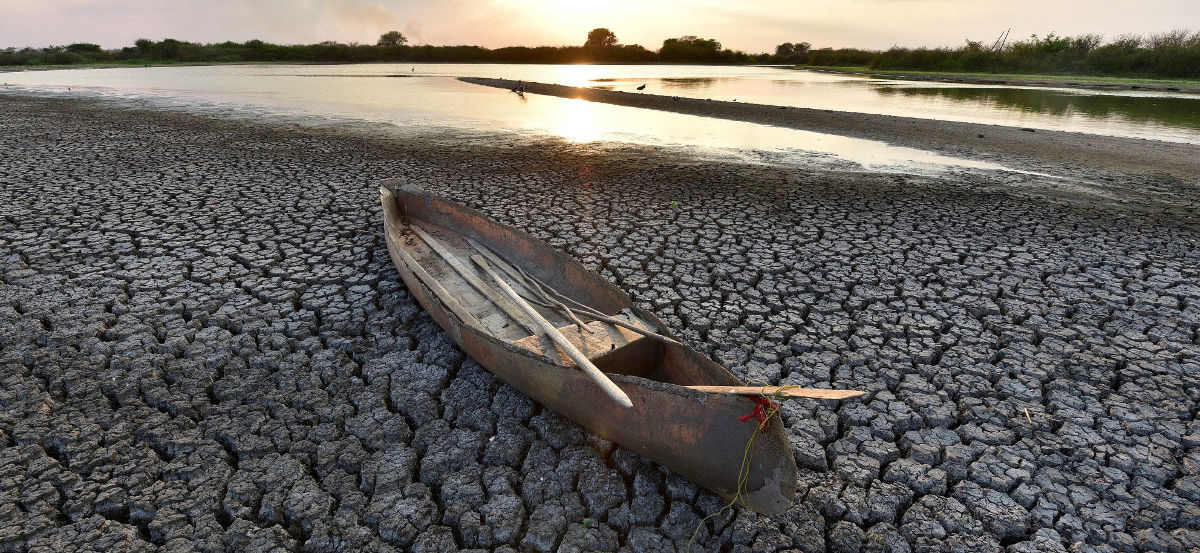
[510,314,663,378]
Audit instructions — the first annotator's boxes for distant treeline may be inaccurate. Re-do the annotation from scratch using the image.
[4,29,1198,79]
[805,30,1200,79]
[0,31,770,67]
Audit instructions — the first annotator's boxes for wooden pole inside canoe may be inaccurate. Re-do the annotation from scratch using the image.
[409,224,540,334]
[686,386,865,401]
[466,237,684,347]
[380,189,481,328]
[471,254,634,409]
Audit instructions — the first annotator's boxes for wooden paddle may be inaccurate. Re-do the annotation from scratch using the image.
[410,223,542,333]
[471,254,635,409]
[686,386,865,401]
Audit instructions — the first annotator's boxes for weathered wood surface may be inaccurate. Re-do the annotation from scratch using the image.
[381,189,481,328]
[409,223,540,333]
[466,236,592,332]
[471,254,634,409]
[685,386,866,400]
[466,237,683,347]
[510,320,646,364]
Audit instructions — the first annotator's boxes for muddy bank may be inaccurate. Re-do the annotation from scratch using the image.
[1,93,1198,552]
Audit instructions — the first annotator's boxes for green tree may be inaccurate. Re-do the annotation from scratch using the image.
[659,36,723,62]
[158,38,184,58]
[774,41,811,62]
[377,31,408,46]
[133,38,155,58]
[585,28,618,48]
[66,43,102,53]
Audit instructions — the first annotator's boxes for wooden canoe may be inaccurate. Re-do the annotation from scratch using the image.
[379,180,848,515]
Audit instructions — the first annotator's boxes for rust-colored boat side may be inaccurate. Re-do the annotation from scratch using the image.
[379,179,798,515]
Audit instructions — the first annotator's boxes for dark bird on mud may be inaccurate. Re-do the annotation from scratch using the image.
[636,84,646,91]
[509,81,526,98]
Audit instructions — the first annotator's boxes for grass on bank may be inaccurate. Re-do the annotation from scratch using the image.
[798,31,1200,80]
[806,66,1200,89]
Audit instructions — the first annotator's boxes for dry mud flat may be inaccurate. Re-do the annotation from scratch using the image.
[1,94,1199,553]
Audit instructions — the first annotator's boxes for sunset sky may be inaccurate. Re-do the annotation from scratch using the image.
[4,0,1198,52]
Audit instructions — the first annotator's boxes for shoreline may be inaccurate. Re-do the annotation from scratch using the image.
[460,77,1200,187]
[798,66,1200,94]
[4,85,1197,223]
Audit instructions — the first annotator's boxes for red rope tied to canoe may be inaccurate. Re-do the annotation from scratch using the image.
[739,396,778,430]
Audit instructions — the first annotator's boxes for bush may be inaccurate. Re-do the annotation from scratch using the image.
[806,48,877,67]
[802,30,1200,79]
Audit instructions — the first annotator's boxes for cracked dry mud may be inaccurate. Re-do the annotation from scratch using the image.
[1,94,1198,553]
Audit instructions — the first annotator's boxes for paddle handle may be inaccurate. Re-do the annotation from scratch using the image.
[471,255,634,409]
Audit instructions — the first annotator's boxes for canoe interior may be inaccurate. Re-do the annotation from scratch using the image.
[387,182,741,388]
[395,213,670,380]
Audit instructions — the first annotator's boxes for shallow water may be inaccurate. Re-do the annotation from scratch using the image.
[4,63,1196,173]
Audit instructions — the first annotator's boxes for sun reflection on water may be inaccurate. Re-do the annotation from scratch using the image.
[553,64,607,88]
[551,96,602,143]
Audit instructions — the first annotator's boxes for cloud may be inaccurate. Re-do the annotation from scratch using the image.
[321,0,405,40]
[403,20,427,44]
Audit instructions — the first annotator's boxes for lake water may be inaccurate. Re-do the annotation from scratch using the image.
[5,63,1198,173]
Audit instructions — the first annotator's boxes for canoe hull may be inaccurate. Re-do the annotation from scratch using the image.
[380,180,797,515]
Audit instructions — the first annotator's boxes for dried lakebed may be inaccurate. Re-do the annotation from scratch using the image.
[1,94,1198,553]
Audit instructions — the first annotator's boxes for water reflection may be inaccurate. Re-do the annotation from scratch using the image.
[552,97,603,143]
[5,63,1198,144]
[877,85,1200,131]
[271,74,417,78]
[659,78,716,90]
[587,77,719,91]
[550,64,612,88]
[0,66,1022,175]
